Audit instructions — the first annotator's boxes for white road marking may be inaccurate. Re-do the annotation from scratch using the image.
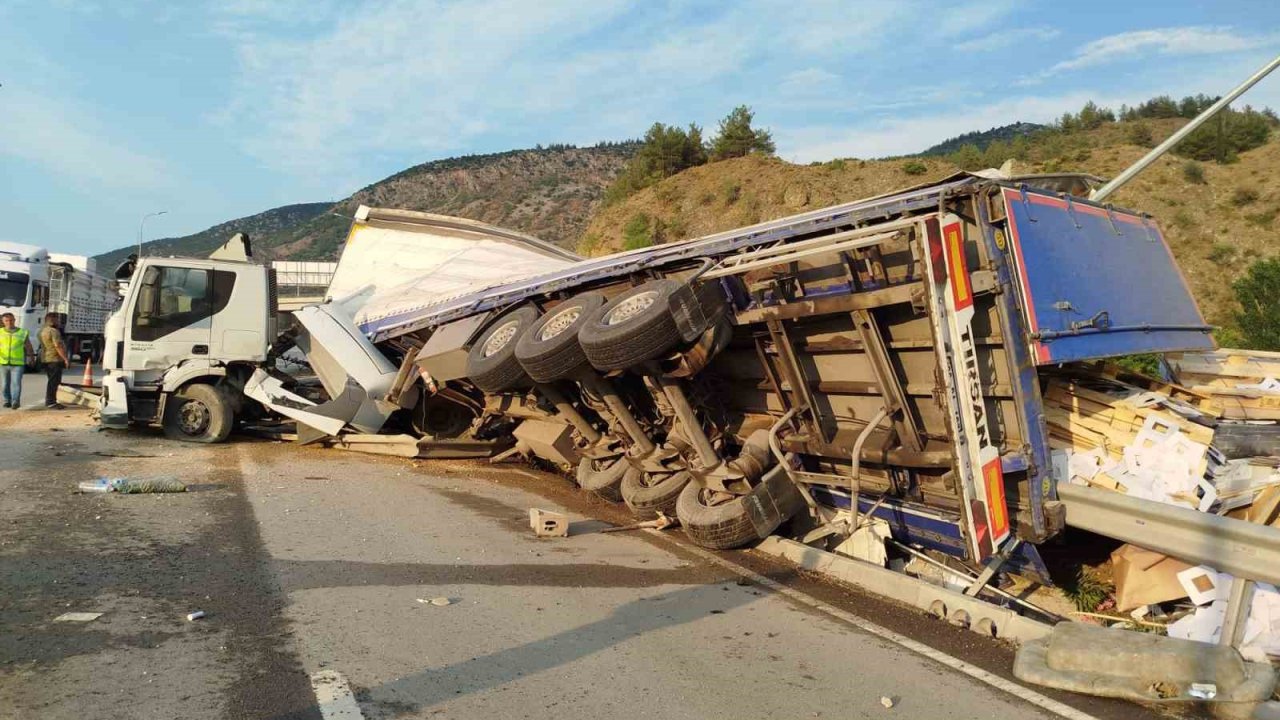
[659,534,1101,720]
[310,670,366,720]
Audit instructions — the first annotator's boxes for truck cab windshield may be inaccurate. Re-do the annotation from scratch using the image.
[0,271,30,306]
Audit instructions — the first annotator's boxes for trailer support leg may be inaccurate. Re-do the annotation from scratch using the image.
[964,537,1022,597]
[577,373,655,456]
[656,376,719,469]
[536,383,600,444]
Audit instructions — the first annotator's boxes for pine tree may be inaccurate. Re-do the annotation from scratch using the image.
[709,105,776,160]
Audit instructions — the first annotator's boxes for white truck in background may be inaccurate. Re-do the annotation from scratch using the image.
[0,241,117,363]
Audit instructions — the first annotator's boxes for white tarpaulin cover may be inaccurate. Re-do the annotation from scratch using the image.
[326,207,578,331]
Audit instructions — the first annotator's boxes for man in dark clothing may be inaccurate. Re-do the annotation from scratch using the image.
[38,313,69,410]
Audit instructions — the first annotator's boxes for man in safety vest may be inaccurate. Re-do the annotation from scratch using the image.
[1,312,34,409]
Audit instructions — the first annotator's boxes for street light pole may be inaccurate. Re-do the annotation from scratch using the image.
[137,211,168,258]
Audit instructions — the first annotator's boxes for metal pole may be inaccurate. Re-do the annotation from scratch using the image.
[1090,53,1280,203]
[137,211,168,258]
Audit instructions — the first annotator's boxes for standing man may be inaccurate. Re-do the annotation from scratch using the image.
[39,313,69,410]
[0,312,33,409]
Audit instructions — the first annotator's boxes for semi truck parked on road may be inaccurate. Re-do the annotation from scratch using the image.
[0,241,117,363]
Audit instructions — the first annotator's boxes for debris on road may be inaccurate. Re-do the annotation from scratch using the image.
[879,696,895,709]
[529,508,568,537]
[186,610,206,621]
[598,514,676,533]
[53,612,103,623]
[417,597,453,607]
[76,477,187,494]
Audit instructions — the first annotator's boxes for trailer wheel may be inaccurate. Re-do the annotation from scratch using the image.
[163,383,233,444]
[466,306,540,393]
[580,280,683,371]
[621,469,691,519]
[676,480,758,549]
[515,292,606,382]
[576,455,633,502]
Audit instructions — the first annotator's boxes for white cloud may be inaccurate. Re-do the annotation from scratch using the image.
[956,26,1059,53]
[0,86,167,190]
[214,0,926,181]
[1048,26,1275,76]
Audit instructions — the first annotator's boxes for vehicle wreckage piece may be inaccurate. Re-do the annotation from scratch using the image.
[291,303,405,435]
[243,370,345,437]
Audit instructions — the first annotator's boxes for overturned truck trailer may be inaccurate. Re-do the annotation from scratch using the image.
[340,174,1278,590]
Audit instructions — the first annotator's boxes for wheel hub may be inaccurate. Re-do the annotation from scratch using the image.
[539,305,582,341]
[178,400,211,436]
[606,291,658,326]
[482,320,520,357]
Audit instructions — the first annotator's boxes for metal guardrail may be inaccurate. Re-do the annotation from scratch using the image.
[1056,482,1280,585]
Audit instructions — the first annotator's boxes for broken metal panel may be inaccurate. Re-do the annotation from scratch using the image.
[243,369,345,437]
[292,303,399,434]
[414,312,492,382]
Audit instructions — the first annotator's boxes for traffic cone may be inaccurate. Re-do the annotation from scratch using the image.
[82,359,94,388]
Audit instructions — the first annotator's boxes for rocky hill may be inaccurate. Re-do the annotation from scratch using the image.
[95,144,637,266]
[94,202,332,272]
[581,117,1279,327]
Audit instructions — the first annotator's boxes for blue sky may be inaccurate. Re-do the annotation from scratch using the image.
[3,1,1279,256]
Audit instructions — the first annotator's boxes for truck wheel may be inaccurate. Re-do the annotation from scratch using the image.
[576,455,633,502]
[515,292,605,382]
[466,306,539,393]
[621,469,691,519]
[163,383,233,443]
[676,480,758,550]
[579,280,682,371]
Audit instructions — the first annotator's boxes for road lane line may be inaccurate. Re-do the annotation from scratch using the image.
[659,533,1100,720]
[310,670,366,720]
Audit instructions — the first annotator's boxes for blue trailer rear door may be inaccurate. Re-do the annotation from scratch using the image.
[1001,186,1213,365]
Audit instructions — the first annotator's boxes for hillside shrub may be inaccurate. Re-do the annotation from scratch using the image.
[1172,210,1195,229]
[1175,107,1276,163]
[901,160,927,176]
[1181,161,1205,184]
[721,179,741,205]
[622,213,655,250]
[1207,242,1235,263]
[1230,188,1259,207]
[1233,258,1280,350]
[1245,208,1278,228]
[1126,123,1154,147]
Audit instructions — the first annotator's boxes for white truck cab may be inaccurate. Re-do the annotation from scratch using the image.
[101,251,276,442]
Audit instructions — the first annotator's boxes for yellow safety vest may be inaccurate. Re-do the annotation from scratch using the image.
[0,328,28,365]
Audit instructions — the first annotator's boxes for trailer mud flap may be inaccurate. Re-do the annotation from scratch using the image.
[922,214,1009,562]
[745,464,806,540]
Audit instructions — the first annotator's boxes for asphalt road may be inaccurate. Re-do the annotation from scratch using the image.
[0,403,1160,719]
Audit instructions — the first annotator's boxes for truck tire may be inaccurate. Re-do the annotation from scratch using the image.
[576,455,633,502]
[676,480,758,550]
[515,292,605,382]
[621,469,691,519]
[466,306,539,393]
[579,280,682,371]
[163,383,233,444]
